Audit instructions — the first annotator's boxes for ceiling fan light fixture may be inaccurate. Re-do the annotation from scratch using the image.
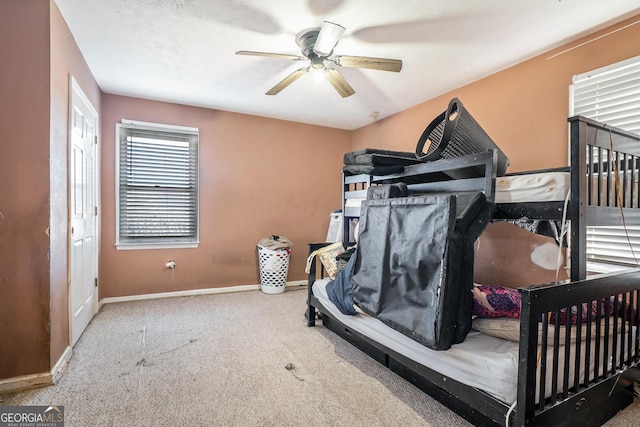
[312,67,326,83]
[313,21,345,57]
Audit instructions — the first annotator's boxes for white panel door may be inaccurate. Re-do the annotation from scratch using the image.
[69,78,99,346]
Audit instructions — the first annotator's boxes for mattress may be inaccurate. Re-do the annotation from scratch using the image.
[313,279,634,405]
[314,279,521,403]
[344,171,571,208]
[494,171,570,203]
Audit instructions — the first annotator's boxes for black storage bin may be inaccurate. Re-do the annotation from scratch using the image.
[415,97,509,179]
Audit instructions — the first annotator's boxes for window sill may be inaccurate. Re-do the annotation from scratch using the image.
[115,242,199,250]
[586,261,637,275]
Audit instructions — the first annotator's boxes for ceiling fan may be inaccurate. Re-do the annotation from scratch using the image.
[236,21,403,98]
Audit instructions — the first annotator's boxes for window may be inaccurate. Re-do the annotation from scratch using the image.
[570,54,640,271]
[116,120,199,249]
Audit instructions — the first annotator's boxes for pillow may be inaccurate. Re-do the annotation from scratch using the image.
[472,318,523,342]
[472,316,626,344]
[472,284,521,318]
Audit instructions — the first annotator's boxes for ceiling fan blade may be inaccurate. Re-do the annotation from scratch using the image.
[325,68,355,98]
[236,50,306,61]
[266,68,308,95]
[334,55,403,72]
[314,21,345,56]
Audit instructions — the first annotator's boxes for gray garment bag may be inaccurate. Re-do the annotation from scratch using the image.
[352,195,462,350]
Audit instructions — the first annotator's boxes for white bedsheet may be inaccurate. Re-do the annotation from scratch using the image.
[313,278,635,405]
[313,279,520,403]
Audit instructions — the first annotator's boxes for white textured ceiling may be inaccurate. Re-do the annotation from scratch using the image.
[53,0,640,130]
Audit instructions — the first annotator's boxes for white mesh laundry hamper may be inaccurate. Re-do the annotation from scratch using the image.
[257,245,291,294]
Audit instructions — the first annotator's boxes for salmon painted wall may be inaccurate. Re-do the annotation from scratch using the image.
[0,1,51,378]
[0,0,100,383]
[49,1,101,371]
[352,14,640,172]
[100,96,349,298]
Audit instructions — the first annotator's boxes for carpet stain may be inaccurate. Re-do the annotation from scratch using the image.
[285,362,305,381]
[136,358,153,367]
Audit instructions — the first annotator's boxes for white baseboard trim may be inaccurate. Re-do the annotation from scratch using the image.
[51,346,73,383]
[0,346,72,395]
[100,280,307,306]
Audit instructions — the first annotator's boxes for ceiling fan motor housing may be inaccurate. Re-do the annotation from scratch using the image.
[296,28,327,65]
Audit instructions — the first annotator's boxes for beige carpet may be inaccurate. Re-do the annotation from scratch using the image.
[1,286,638,426]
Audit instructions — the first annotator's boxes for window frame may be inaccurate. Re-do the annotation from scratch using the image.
[570,54,640,272]
[115,119,199,250]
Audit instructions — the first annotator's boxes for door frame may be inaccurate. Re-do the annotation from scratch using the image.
[68,76,100,345]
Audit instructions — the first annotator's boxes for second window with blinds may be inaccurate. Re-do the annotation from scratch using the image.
[570,54,640,271]
[116,120,199,249]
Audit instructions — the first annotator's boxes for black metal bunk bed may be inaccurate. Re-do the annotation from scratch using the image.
[305,116,640,426]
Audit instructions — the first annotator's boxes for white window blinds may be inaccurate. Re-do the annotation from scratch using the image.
[116,120,199,248]
[571,55,640,133]
[571,54,640,269]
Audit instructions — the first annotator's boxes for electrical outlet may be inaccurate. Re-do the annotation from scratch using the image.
[165,260,176,269]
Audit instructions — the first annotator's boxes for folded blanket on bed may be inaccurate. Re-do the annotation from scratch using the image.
[343,148,420,165]
[472,284,638,325]
[343,164,406,175]
[343,148,425,176]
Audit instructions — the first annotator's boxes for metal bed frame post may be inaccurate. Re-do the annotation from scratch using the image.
[306,242,331,326]
[569,118,588,281]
